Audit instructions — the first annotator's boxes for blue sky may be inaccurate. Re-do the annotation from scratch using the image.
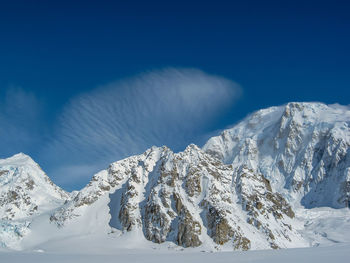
[0,0,349,190]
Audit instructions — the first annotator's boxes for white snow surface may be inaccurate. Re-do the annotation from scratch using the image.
[0,243,349,263]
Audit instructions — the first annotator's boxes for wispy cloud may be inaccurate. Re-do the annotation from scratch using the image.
[43,68,241,188]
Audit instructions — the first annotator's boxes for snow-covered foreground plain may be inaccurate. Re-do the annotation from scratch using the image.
[0,244,349,263]
[0,206,348,262]
[1,207,350,263]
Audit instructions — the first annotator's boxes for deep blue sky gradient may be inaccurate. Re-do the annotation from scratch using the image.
[0,0,349,189]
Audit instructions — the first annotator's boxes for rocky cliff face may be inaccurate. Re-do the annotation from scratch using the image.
[0,102,349,251]
[51,144,305,250]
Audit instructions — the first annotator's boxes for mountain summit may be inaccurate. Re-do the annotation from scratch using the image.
[204,102,350,209]
[0,153,69,220]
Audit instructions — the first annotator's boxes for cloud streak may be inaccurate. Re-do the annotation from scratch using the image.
[44,68,241,188]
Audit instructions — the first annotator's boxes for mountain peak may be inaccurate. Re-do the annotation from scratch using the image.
[0,152,35,166]
[0,153,69,221]
[204,102,350,209]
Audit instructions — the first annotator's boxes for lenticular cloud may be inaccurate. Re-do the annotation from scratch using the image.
[45,68,241,185]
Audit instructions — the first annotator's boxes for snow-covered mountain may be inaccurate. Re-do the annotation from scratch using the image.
[0,102,349,252]
[0,153,69,220]
[0,153,69,249]
[50,145,305,250]
[204,102,350,209]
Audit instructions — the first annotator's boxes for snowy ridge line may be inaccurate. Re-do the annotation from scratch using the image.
[0,102,349,252]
